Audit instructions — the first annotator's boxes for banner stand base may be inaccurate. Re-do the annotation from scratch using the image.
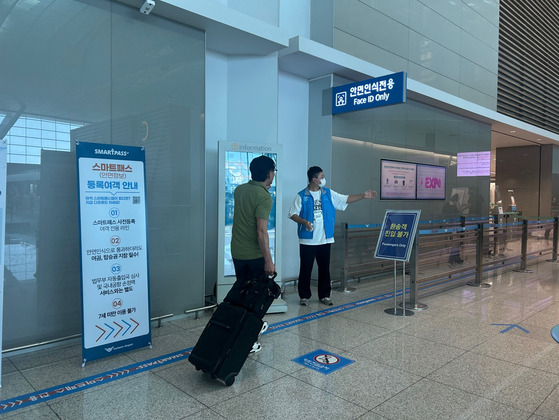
[267,298,288,314]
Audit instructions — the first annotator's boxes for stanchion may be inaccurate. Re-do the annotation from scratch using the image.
[401,237,427,310]
[547,217,559,263]
[336,223,356,293]
[467,222,491,288]
[385,261,414,316]
[513,219,534,273]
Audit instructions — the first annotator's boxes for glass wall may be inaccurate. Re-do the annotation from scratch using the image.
[331,99,492,224]
[329,98,491,280]
[0,0,205,349]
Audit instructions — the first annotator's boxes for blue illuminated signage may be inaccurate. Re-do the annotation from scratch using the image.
[332,71,407,114]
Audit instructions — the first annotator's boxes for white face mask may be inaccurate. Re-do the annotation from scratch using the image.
[319,178,326,188]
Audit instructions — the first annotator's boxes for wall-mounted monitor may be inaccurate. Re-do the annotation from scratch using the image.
[380,159,417,199]
[380,159,447,200]
[416,163,446,200]
[457,151,491,177]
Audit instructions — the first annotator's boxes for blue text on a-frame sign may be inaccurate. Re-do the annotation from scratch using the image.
[332,71,407,115]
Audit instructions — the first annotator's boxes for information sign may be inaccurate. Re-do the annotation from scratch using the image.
[76,142,151,363]
[457,151,491,177]
[0,142,6,384]
[374,210,421,262]
[332,71,406,114]
[380,159,416,199]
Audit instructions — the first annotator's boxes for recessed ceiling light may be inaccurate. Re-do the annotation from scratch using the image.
[510,130,516,133]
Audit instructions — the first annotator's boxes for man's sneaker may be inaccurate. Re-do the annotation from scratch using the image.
[250,341,262,354]
[320,297,333,306]
[260,321,268,334]
[299,298,309,306]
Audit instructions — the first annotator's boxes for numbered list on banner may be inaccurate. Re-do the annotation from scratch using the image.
[77,142,151,363]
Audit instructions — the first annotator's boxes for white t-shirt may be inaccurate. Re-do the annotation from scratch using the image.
[288,189,348,245]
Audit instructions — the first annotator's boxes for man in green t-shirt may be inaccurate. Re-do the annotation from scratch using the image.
[231,155,276,276]
[231,155,276,353]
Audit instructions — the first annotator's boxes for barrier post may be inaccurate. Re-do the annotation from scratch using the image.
[553,218,558,262]
[337,223,355,293]
[514,219,534,273]
[467,223,491,288]
[491,214,498,257]
[402,236,427,310]
[546,217,558,263]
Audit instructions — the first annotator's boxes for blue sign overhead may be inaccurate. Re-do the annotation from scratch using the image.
[332,71,407,114]
[375,210,421,262]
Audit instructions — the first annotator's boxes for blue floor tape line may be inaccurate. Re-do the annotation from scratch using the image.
[0,288,400,414]
[0,262,511,414]
[264,291,396,334]
[0,349,192,414]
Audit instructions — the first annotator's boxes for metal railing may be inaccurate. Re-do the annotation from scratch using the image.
[340,216,558,306]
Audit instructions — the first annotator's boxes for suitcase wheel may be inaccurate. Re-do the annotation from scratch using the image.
[224,376,235,386]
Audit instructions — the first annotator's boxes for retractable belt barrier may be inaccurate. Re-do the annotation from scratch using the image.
[341,216,559,308]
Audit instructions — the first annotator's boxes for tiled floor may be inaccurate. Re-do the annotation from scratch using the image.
[2,259,559,419]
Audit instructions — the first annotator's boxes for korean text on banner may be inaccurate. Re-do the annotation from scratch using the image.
[76,142,151,363]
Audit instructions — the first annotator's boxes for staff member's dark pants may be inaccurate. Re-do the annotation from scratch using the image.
[298,243,331,300]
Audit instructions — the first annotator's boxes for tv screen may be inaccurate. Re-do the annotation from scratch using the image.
[457,151,491,176]
[380,159,416,199]
[416,164,446,200]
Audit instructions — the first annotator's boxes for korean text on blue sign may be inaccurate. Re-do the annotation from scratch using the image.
[374,210,420,262]
[332,71,407,115]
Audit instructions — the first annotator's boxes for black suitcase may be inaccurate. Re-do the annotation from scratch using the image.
[189,302,262,386]
[223,272,281,318]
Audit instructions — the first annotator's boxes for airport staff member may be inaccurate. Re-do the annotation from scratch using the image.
[289,166,376,306]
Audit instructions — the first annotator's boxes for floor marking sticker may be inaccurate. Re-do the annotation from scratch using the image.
[292,349,354,375]
[0,287,403,414]
[551,325,559,343]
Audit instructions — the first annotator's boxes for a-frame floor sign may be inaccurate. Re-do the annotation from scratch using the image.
[374,210,421,316]
[76,142,152,365]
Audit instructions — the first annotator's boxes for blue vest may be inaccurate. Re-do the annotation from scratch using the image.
[297,187,336,240]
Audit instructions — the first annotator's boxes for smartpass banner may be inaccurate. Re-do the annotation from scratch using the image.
[76,142,151,363]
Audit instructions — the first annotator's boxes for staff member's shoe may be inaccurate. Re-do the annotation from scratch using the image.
[320,297,333,306]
